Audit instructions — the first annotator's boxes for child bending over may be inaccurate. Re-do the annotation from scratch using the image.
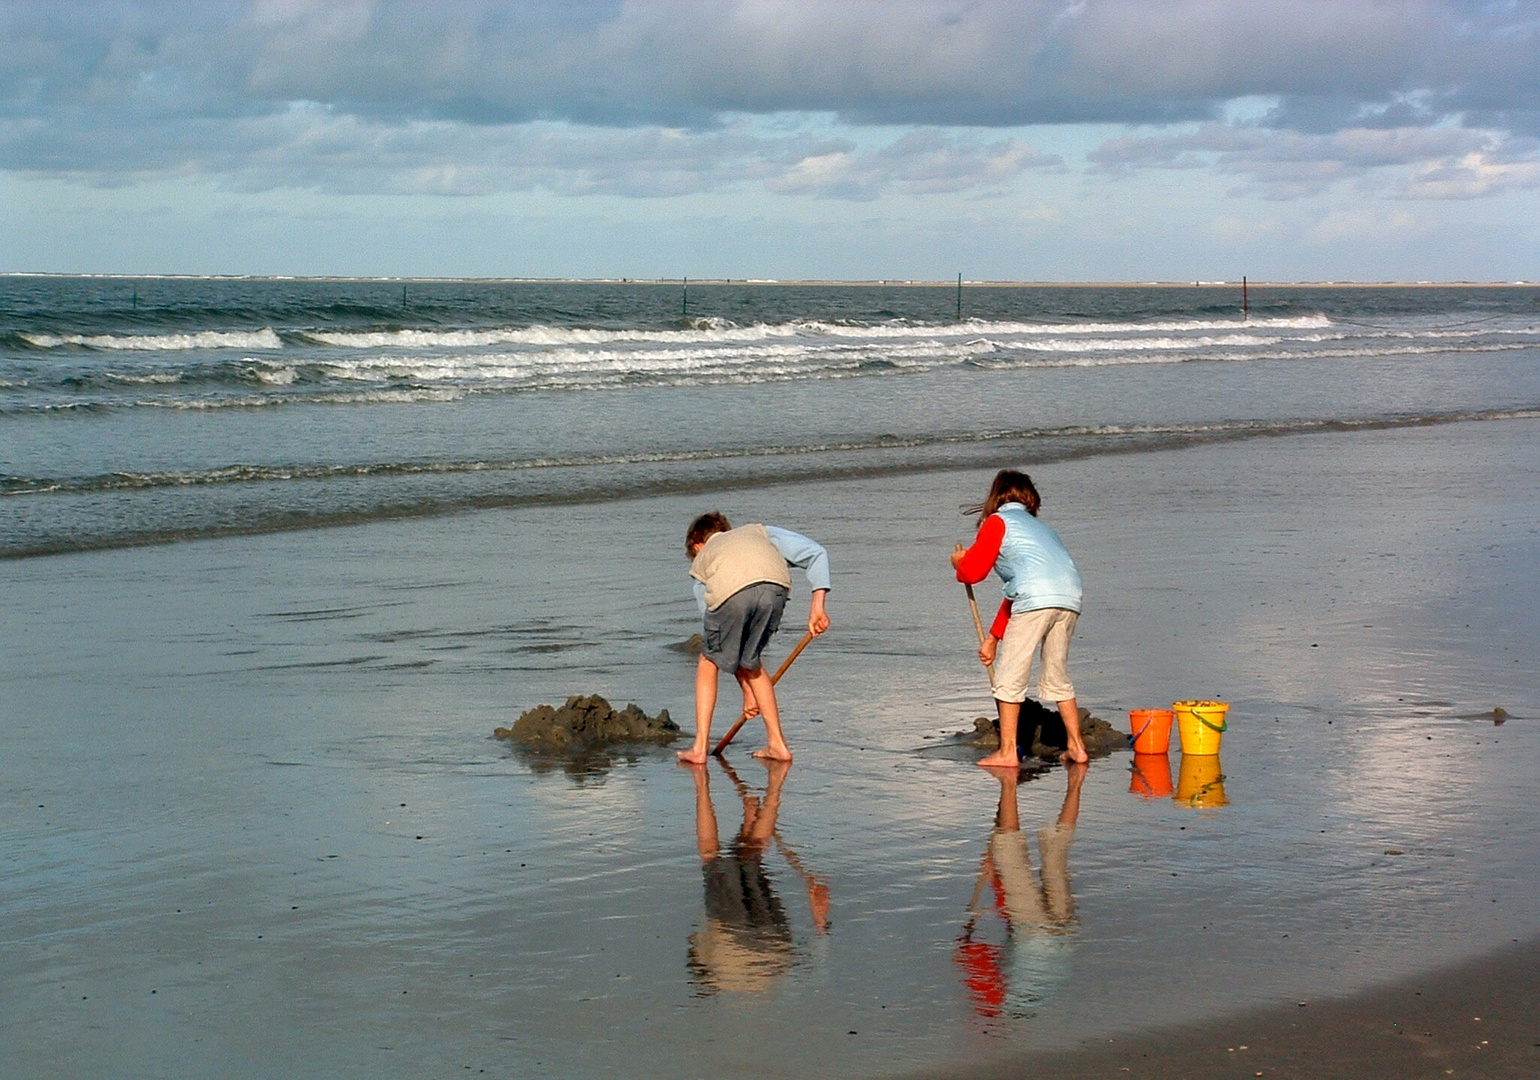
[678,512,830,763]
[951,470,1086,767]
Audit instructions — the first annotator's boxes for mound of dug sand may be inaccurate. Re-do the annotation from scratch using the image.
[962,703,1129,761]
[494,694,679,753]
[666,634,704,655]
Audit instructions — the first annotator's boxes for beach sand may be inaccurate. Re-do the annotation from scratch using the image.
[921,936,1540,1079]
[3,417,1537,1078]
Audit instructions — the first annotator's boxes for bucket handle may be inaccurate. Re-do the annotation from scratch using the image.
[1198,715,1228,734]
[1131,718,1151,744]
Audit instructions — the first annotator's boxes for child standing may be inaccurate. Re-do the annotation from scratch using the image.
[678,512,830,763]
[950,470,1085,767]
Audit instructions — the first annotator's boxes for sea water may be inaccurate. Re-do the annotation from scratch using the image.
[4,278,1539,556]
[2,279,1538,1078]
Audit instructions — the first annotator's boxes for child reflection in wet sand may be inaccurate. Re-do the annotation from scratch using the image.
[955,762,1084,1019]
[685,758,830,994]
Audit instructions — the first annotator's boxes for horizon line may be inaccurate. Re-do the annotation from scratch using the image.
[2,273,1534,288]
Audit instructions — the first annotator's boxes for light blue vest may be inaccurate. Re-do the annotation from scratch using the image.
[994,503,1082,613]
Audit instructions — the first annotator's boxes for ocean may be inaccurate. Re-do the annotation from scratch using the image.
[4,277,1538,557]
[3,277,1538,1078]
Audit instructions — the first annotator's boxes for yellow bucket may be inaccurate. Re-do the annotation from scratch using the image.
[1174,754,1229,808]
[1173,700,1229,755]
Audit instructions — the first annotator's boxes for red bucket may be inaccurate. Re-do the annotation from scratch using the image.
[1128,709,1174,755]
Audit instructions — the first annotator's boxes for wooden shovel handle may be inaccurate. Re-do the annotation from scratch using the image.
[710,630,817,756]
[965,582,997,686]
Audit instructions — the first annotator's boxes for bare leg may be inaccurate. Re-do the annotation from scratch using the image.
[732,667,761,722]
[677,654,718,763]
[977,699,1020,768]
[740,757,784,847]
[993,767,1020,831]
[689,761,719,858]
[1041,761,1085,923]
[739,666,792,760]
[1057,697,1087,764]
[1058,760,1086,825]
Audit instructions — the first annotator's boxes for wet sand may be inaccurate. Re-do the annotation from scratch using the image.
[3,416,1537,1078]
[923,936,1540,1079]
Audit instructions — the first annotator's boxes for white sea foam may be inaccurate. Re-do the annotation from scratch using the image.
[275,326,1522,388]
[303,336,974,384]
[245,360,297,385]
[21,329,284,351]
[10,305,1537,414]
[297,314,1335,351]
[104,371,184,384]
[146,387,467,409]
[972,340,1536,371]
[1009,333,1281,353]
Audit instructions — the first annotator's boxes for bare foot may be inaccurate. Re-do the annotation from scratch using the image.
[760,755,792,783]
[809,879,831,931]
[752,744,793,761]
[677,747,709,764]
[1061,742,1088,765]
[976,749,1019,768]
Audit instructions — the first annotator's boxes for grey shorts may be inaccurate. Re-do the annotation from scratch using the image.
[702,582,788,673]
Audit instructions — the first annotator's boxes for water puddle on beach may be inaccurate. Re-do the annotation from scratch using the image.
[4,419,1539,1078]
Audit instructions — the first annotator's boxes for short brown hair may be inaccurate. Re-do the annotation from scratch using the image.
[686,511,732,555]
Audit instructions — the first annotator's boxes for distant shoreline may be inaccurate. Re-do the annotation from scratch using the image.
[2,272,1534,288]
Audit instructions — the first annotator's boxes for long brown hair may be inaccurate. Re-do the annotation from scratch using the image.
[963,469,1040,521]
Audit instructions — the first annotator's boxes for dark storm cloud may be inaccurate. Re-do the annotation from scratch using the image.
[2,1,1537,197]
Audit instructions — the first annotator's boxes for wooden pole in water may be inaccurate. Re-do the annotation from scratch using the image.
[131,284,137,312]
[402,283,408,308]
[682,277,688,318]
[711,630,816,756]
[957,273,963,321]
[1242,276,1248,320]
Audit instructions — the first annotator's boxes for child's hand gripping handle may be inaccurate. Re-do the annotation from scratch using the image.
[711,630,817,756]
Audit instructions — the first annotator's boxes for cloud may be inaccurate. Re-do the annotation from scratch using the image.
[1089,122,1540,200]
[6,2,1539,128]
[0,98,1056,200]
[1402,146,1540,199]
[210,2,1540,130]
[1304,207,1425,246]
[1,1,1538,199]
[765,131,1059,200]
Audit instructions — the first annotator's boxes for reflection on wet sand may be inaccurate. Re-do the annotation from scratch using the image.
[956,763,1084,1020]
[1174,754,1229,809]
[685,758,830,994]
[1129,752,1174,798]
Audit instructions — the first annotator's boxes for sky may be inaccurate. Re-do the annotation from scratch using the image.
[3,0,1538,281]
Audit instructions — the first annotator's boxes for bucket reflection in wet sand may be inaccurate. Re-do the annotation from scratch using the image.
[1129,753,1175,798]
[956,763,1085,1021]
[1174,754,1230,809]
[685,758,830,994]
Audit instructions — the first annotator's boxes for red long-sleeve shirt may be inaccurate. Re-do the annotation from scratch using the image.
[955,514,1013,638]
